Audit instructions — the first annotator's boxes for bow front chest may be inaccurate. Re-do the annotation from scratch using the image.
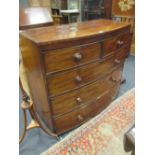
[20,19,131,134]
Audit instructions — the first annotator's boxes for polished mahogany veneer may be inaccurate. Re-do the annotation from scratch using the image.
[20,19,131,134]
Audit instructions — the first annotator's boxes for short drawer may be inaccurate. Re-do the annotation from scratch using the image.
[50,65,123,117]
[103,33,130,57]
[100,66,123,91]
[47,56,115,97]
[114,44,130,64]
[53,89,111,134]
[43,42,101,74]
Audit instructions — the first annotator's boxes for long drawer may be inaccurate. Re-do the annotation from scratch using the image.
[110,83,121,101]
[43,42,101,74]
[47,56,116,97]
[53,76,122,134]
[102,32,130,57]
[53,88,111,134]
[50,66,123,117]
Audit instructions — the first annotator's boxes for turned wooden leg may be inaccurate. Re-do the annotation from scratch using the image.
[19,77,59,144]
[19,100,59,144]
[19,100,32,144]
[19,106,27,144]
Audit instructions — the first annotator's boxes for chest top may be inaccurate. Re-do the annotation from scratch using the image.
[20,19,130,46]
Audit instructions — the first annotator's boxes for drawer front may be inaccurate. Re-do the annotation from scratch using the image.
[47,56,115,97]
[50,82,100,117]
[114,44,130,64]
[50,66,123,117]
[44,42,101,74]
[53,89,111,134]
[110,83,121,101]
[103,33,130,57]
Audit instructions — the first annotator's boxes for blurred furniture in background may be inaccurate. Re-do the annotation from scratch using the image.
[112,0,135,16]
[51,0,74,24]
[28,0,67,24]
[112,0,135,54]
[26,0,113,24]
[19,7,53,30]
[60,9,80,23]
[83,0,112,21]
[51,0,67,15]
[51,0,80,23]
[83,0,104,20]
[28,0,51,7]
[126,126,135,146]
[66,0,81,22]
[52,15,68,25]
[124,125,135,155]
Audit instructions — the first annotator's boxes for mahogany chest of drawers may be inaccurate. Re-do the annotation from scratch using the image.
[20,19,131,134]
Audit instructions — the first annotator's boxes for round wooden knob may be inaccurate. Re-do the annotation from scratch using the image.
[74,53,82,62]
[110,76,118,83]
[110,70,122,83]
[117,40,124,45]
[77,115,84,122]
[114,59,121,64]
[75,75,82,83]
[76,97,82,104]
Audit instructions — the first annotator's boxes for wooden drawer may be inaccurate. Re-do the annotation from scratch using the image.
[47,56,115,97]
[50,65,123,117]
[53,88,111,134]
[50,81,101,117]
[100,66,123,91]
[114,44,130,64]
[103,33,130,57]
[110,83,121,101]
[43,42,101,74]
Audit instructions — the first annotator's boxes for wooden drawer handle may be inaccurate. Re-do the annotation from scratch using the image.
[75,75,82,83]
[76,97,82,104]
[117,40,124,45]
[74,52,82,62]
[114,59,121,64]
[77,115,84,122]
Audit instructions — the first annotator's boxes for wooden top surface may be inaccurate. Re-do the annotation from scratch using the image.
[19,7,53,30]
[20,19,130,45]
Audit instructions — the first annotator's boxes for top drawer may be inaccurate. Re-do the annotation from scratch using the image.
[43,42,101,74]
[102,32,131,57]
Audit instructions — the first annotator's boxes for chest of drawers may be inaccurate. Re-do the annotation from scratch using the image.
[20,19,131,134]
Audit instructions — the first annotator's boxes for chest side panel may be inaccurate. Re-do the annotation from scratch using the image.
[19,35,54,131]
